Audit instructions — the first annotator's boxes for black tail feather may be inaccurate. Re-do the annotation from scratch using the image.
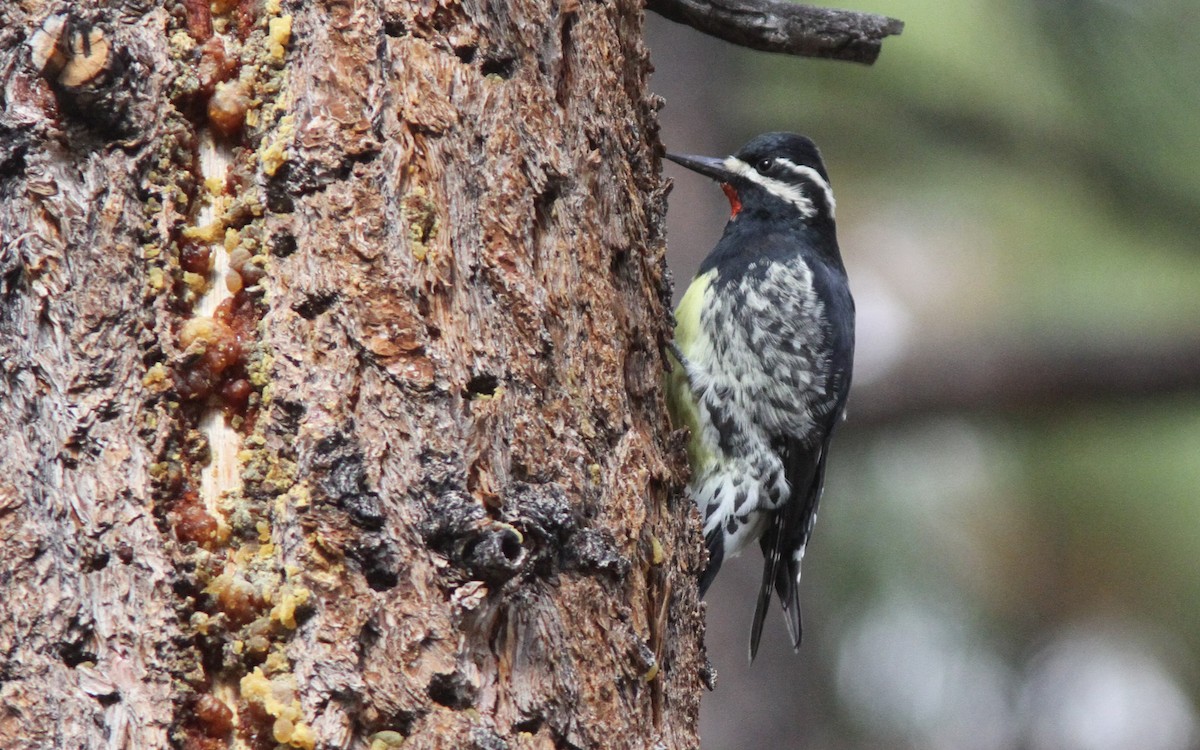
[768,436,830,652]
[698,528,724,597]
[776,553,802,650]
[749,515,784,661]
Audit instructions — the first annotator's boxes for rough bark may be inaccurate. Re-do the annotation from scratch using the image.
[0,1,703,749]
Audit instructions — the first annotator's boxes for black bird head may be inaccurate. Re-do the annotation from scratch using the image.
[666,132,835,226]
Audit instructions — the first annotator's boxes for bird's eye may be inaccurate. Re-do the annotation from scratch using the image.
[755,158,773,174]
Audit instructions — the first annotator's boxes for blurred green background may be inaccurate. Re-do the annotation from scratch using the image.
[647,1,1200,747]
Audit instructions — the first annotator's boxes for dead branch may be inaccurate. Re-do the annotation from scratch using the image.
[646,0,904,64]
[851,334,1200,428]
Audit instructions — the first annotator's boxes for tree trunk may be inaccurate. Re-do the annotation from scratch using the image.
[0,1,704,748]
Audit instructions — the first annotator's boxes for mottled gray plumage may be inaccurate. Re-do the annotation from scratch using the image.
[664,133,854,659]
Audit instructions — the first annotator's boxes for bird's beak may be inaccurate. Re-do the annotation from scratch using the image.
[664,153,737,183]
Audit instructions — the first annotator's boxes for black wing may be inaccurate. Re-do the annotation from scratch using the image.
[748,257,853,659]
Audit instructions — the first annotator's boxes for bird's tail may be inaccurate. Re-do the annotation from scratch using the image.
[750,513,805,661]
[776,545,803,650]
[750,515,785,661]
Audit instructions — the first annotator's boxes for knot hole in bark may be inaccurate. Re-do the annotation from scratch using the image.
[464,372,500,397]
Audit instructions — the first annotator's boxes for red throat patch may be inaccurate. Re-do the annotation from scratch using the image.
[721,182,742,218]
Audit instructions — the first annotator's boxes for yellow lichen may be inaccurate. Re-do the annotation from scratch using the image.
[241,667,294,716]
[650,535,665,566]
[263,455,297,495]
[142,362,171,392]
[182,271,207,295]
[492,522,524,545]
[270,585,310,629]
[260,114,294,176]
[147,266,165,291]
[190,612,212,635]
[169,30,196,55]
[179,317,217,349]
[249,352,275,388]
[264,647,290,674]
[401,187,439,260]
[369,731,406,749]
[240,668,314,748]
[642,661,659,682]
[273,717,294,743]
[280,482,310,512]
[289,724,316,750]
[471,385,505,402]
[270,84,294,116]
[267,16,292,62]
[183,220,225,244]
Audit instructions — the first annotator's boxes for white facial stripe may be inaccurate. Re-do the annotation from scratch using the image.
[776,159,836,218]
[722,157,815,218]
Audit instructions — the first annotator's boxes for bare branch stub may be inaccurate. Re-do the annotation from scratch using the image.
[646,0,904,64]
[850,333,1200,428]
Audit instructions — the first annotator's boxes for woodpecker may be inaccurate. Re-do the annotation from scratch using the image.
[664,132,854,659]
